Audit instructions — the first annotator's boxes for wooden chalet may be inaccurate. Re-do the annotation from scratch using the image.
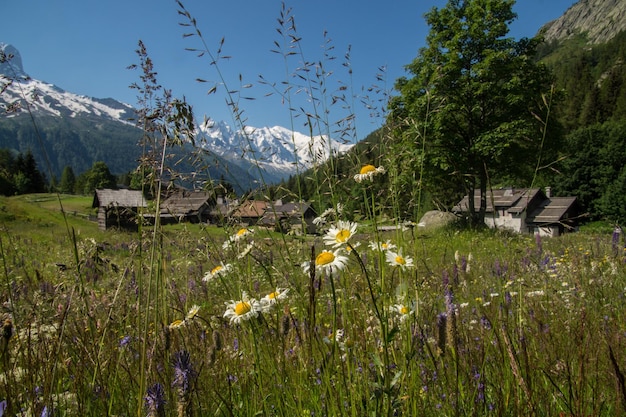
[453,187,579,237]
[159,190,214,224]
[93,189,147,231]
[259,201,318,234]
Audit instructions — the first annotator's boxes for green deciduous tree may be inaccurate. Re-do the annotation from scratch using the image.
[388,0,559,225]
[80,161,116,195]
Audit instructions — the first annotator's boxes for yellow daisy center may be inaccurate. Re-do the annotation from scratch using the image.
[211,265,223,274]
[336,229,351,243]
[169,319,184,329]
[234,301,252,316]
[316,251,335,266]
[360,164,376,175]
[400,306,409,315]
[395,256,406,265]
[381,243,388,249]
[237,228,248,236]
[268,292,278,299]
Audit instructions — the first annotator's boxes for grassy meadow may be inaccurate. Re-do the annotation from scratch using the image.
[0,193,625,416]
[2,3,626,416]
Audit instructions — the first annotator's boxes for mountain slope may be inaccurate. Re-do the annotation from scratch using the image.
[539,0,626,44]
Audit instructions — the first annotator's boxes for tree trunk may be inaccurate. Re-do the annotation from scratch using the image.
[478,168,487,226]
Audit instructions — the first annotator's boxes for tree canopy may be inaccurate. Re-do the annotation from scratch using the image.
[388,0,559,224]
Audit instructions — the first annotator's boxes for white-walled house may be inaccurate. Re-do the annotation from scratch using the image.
[453,187,579,237]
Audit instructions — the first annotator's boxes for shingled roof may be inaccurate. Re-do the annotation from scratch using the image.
[92,189,147,208]
[527,197,578,225]
[452,188,543,214]
[161,190,213,216]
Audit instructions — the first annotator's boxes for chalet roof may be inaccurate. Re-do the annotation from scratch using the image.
[527,197,578,224]
[273,201,313,215]
[259,201,315,225]
[161,190,212,215]
[230,200,270,218]
[93,189,147,208]
[453,188,542,214]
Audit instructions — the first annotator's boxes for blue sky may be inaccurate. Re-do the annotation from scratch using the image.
[2,0,576,139]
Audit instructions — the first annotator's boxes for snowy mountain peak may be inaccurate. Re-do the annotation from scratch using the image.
[1,43,135,122]
[0,43,27,79]
[197,122,353,182]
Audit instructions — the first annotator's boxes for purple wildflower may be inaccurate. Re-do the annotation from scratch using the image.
[171,350,197,396]
[120,335,131,348]
[145,383,166,417]
[460,256,468,273]
[480,316,492,330]
[504,291,512,306]
[477,382,485,403]
[442,270,449,288]
[613,226,622,255]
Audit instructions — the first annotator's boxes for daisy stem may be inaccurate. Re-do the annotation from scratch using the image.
[328,270,339,355]
[348,244,391,406]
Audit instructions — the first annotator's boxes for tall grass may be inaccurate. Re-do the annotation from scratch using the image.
[1,2,626,417]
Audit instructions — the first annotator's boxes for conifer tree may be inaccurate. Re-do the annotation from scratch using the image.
[59,166,76,194]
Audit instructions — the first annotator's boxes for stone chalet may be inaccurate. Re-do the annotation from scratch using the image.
[452,187,580,237]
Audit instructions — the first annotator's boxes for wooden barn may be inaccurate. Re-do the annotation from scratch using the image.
[92,189,147,231]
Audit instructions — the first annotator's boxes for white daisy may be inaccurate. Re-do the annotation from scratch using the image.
[168,319,185,330]
[354,164,385,182]
[203,263,233,282]
[313,249,349,274]
[233,227,253,241]
[369,239,397,252]
[223,292,261,324]
[323,220,358,248]
[260,288,289,312]
[386,250,415,269]
[390,303,414,323]
[237,242,255,259]
[185,305,201,321]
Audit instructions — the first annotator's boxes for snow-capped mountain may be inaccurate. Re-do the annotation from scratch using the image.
[197,121,353,183]
[1,43,135,122]
[1,42,352,187]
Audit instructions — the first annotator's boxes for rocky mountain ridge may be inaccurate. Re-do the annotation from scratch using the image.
[540,0,626,44]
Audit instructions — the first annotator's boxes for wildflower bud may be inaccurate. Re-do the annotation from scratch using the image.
[436,313,447,354]
[1,317,12,341]
[212,330,222,351]
[281,314,291,337]
[163,325,171,351]
[207,345,216,365]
